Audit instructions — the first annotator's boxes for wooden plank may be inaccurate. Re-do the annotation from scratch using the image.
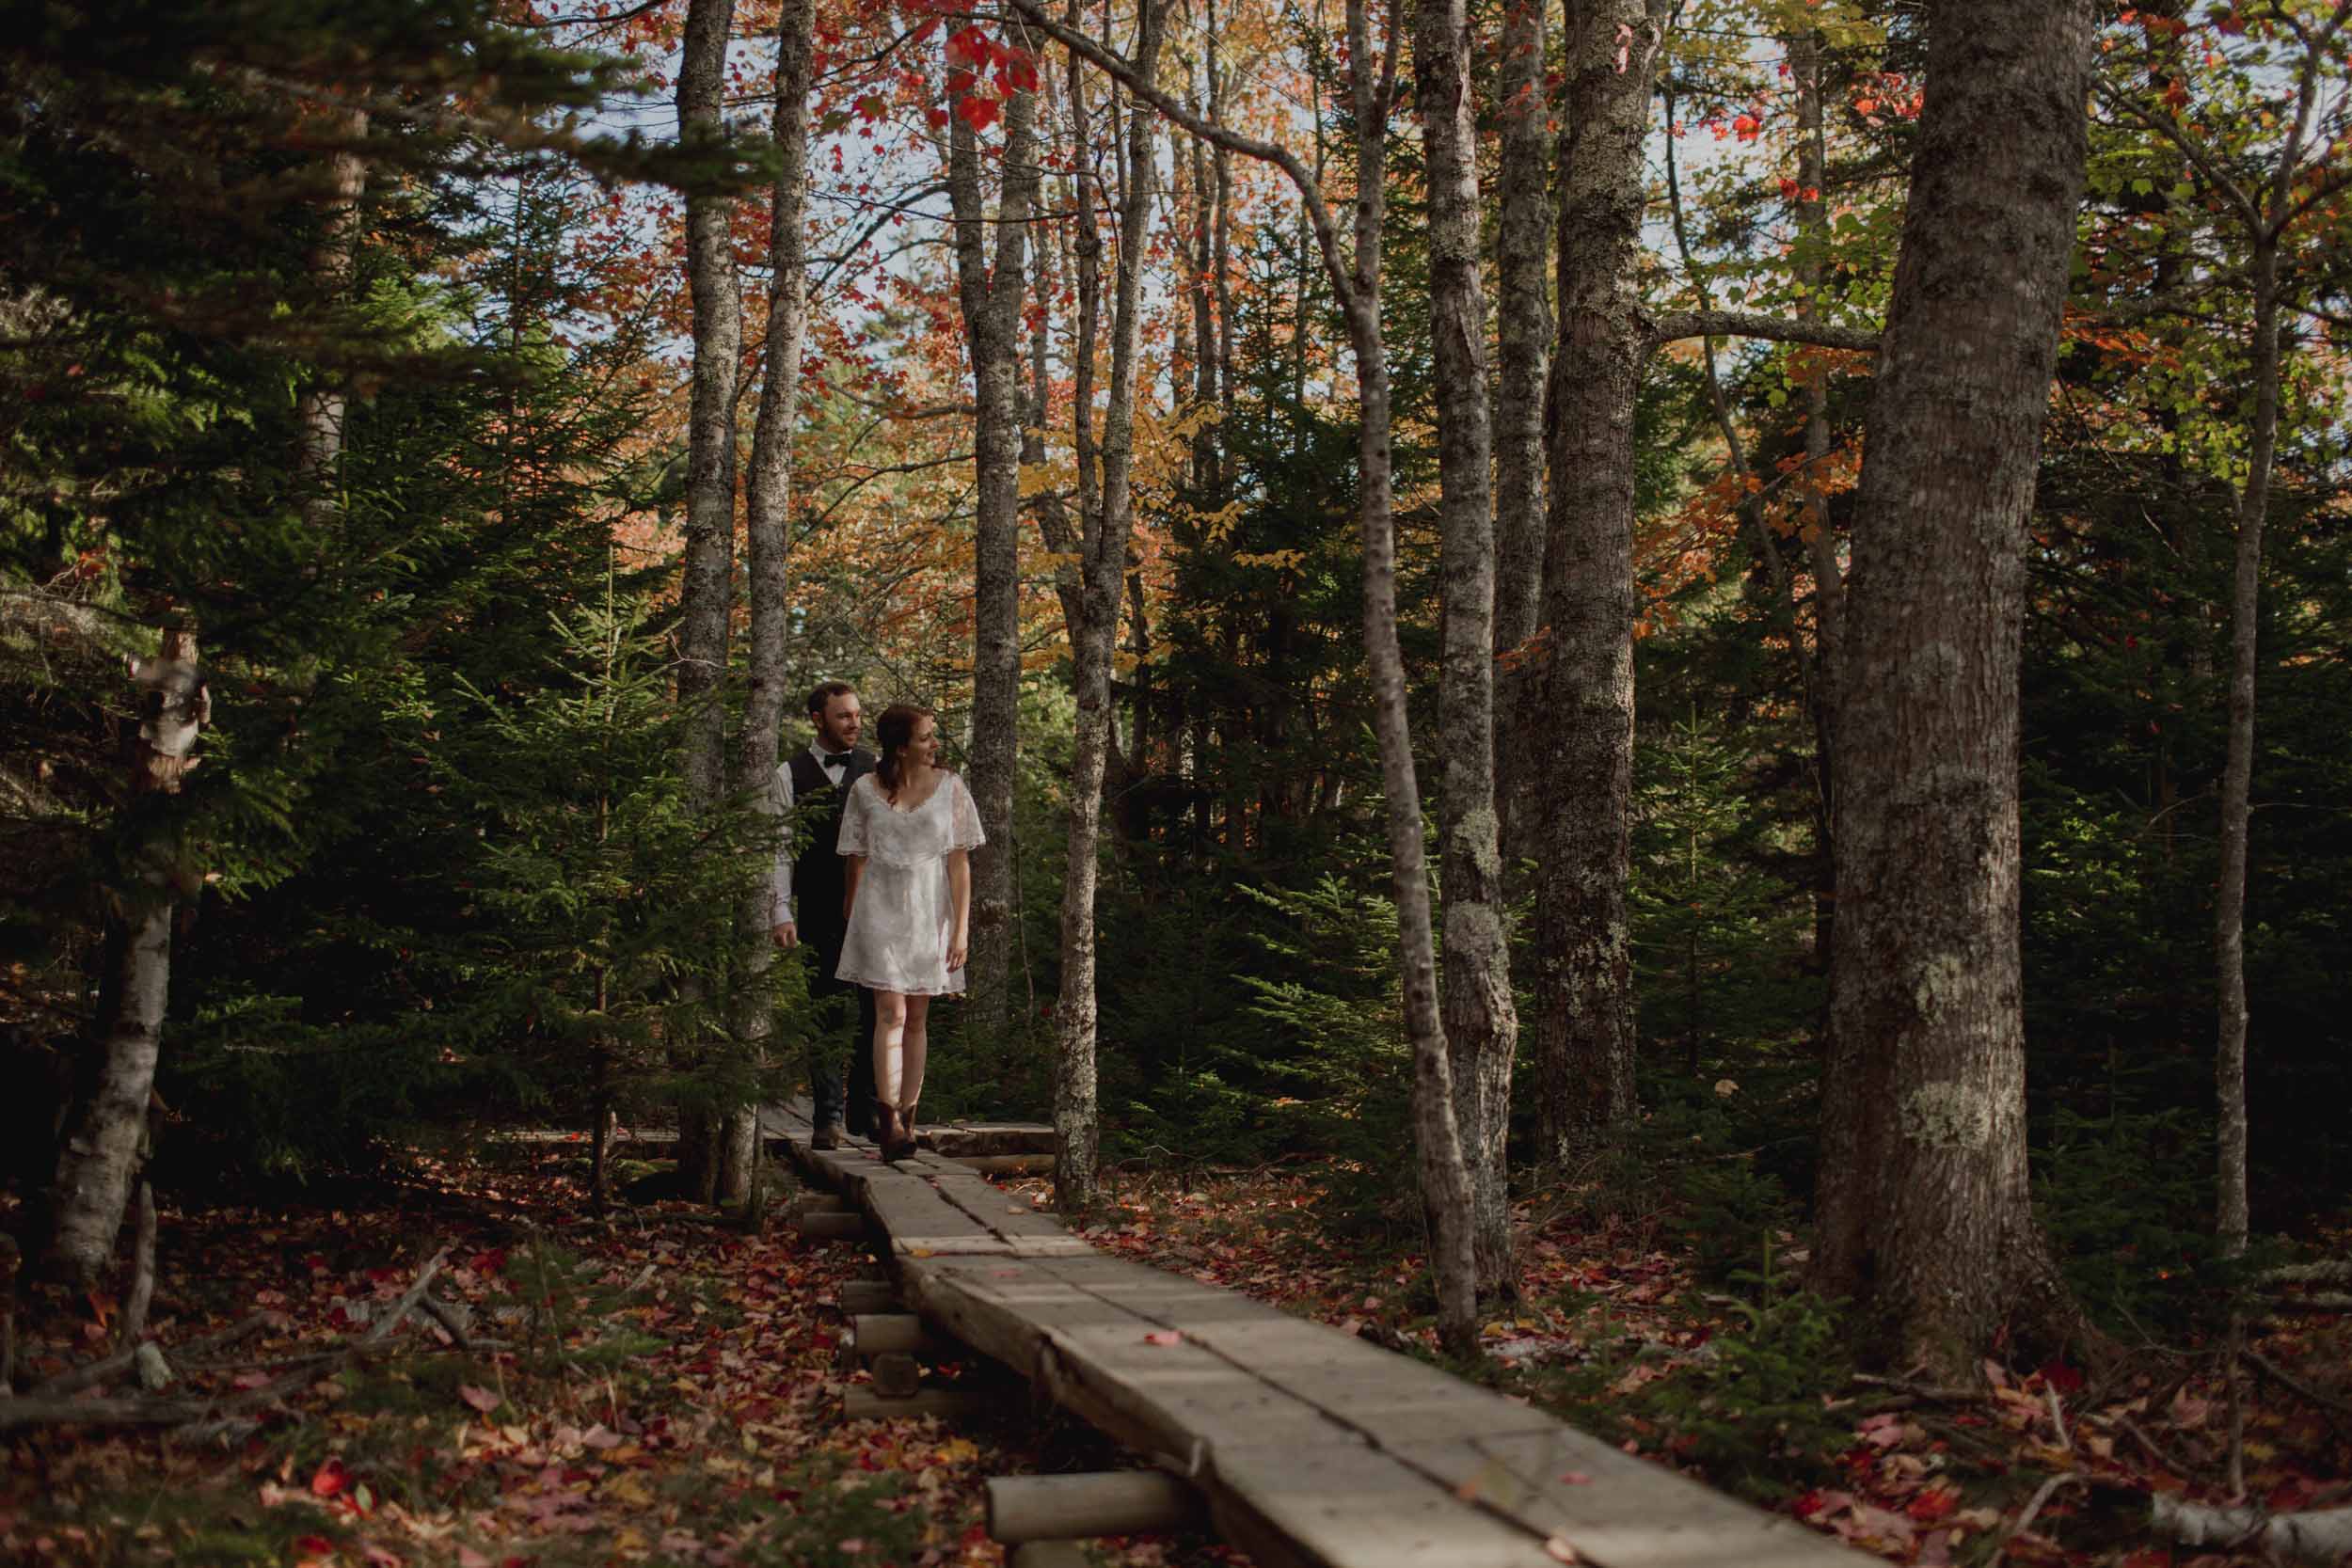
[1028,1257,1554,1447]
[899,1257,1367,1457]
[857,1172,1017,1258]
[1389,1430,1863,1568]
[928,1176,1092,1255]
[1204,1442,1561,1568]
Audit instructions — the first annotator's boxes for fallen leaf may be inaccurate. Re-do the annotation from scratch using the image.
[1142,1330,1184,1346]
[1544,1534,1579,1562]
[1557,1471,1594,1485]
[310,1459,350,1498]
[458,1383,501,1414]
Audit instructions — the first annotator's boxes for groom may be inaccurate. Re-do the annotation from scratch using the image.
[770,681,878,1148]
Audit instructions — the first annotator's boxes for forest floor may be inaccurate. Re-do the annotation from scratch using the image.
[3,1143,2346,1568]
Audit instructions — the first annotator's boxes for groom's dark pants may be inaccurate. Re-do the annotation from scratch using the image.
[801,913,876,1135]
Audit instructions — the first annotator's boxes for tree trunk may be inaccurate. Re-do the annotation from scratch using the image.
[723,0,816,1210]
[1530,0,1666,1164]
[1331,0,1481,1359]
[674,0,742,1207]
[1811,0,2092,1374]
[1417,0,1518,1298]
[1055,0,1161,1211]
[45,629,209,1287]
[1492,0,1550,868]
[951,24,1043,1049]
[1792,28,1844,985]
[1004,0,1481,1358]
[2215,242,2279,1259]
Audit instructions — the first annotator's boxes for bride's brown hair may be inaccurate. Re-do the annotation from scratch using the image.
[873,704,934,800]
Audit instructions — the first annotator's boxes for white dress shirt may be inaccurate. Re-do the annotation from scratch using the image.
[768,744,858,926]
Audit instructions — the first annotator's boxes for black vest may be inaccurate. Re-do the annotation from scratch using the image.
[789,750,869,927]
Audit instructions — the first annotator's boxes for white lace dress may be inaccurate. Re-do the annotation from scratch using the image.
[834,770,987,996]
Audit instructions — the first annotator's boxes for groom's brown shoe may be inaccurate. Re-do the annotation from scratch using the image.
[811,1122,844,1151]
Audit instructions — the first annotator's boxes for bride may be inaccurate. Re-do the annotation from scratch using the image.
[833,704,985,1162]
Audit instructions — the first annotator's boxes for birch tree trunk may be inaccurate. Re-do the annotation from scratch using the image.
[2210,4,2348,1259]
[1008,0,1482,1357]
[721,0,816,1208]
[1337,0,1481,1358]
[1792,27,1844,979]
[1492,0,1550,867]
[2214,238,2287,1260]
[1530,0,1667,1163]
[1054,0,1160,1210]
[951,24,1042,1049]
[45,630,209,1287]
[673,0,742,1205]
[1417,0,1519,1298]
[1811,0,2092,1374]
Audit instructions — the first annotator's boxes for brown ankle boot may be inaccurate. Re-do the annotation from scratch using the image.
[873,1101,901,1158]
[881,1102,916,1163]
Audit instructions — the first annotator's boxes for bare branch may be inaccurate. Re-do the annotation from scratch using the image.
[998,0,1357,316]
[1642,309,1880,357]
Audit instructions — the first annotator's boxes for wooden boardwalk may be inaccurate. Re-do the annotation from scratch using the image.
[763,1101,1870,1568]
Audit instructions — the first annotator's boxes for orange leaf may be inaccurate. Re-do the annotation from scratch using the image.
[310,1458,350,1497]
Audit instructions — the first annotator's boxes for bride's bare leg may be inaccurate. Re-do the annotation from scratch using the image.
[872,990,908,1105]
[900,995,930,1116]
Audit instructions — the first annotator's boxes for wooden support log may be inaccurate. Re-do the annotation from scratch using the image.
[838,1280,898,1315]
[870,1352,922,1398]
[1009,1544,1093,1568]
[796,1193,849,1215]
[793,1211,868,1241]
[988,1472,1200,1543]
[854,1314,943,1357]
[953,1154,1057,1177]
[841,1386,998,1422]
[919,1124,1058,1157]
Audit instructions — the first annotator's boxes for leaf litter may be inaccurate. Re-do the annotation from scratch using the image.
[7,1149,2345,1568]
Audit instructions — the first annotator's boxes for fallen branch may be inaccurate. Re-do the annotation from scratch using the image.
[421,1292,474,1352]
[1,1245,451,1435]
[2150,1495,2352,1564]
[2244,1349,2352,1427]
[1849,1372,1993,1404]
[2004,1472,2082,1548]
[31,1310,269,1399]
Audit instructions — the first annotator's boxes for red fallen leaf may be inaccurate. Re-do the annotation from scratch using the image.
[294,1537,336,1556]
[1908,1485,1959,1523]
[2036,1357,2084,1394]
[457,1384,501,1414]
[1558,1471,1595,1485]
[311,1458,351,1497]
[1544,1535,1579,1562]
[362,1542,402,1567]
[456,1548,493,1568]
[231,1369,274,1389]
[1142,1330,1184,1346]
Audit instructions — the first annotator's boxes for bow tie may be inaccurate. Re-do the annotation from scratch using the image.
[820,752,852,768]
